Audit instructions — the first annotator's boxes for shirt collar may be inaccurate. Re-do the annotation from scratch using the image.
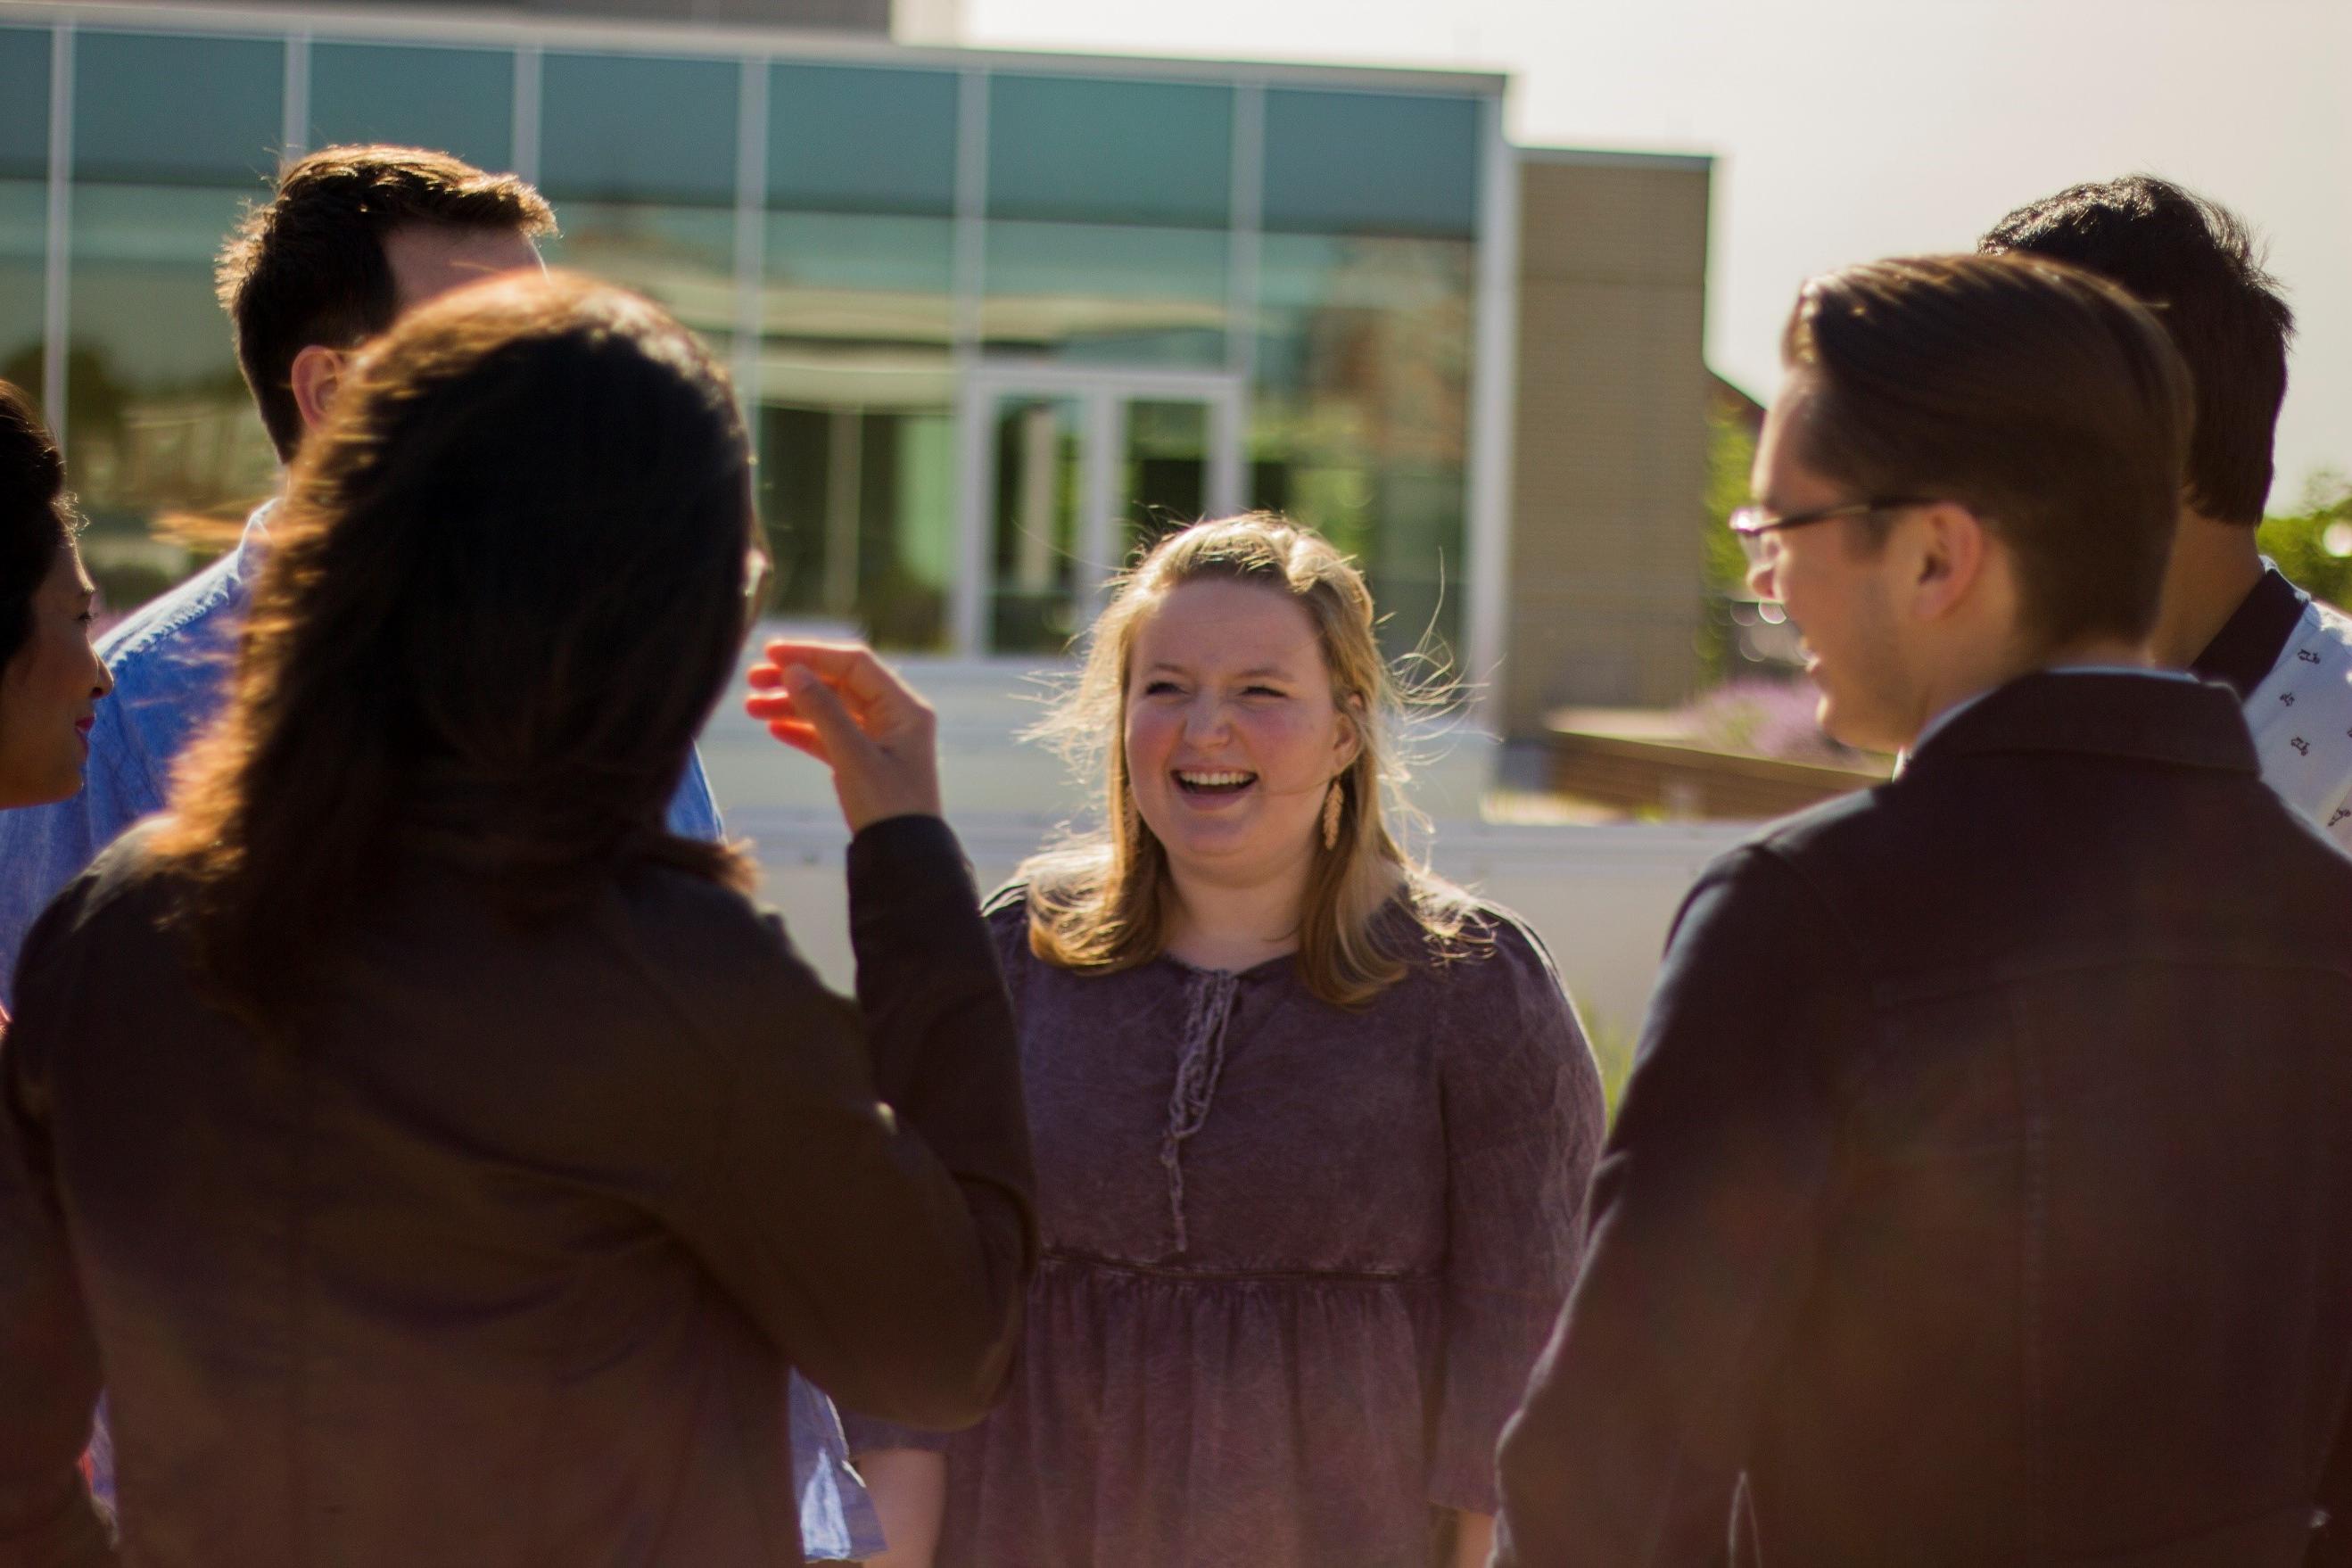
[227,497,277,587]
[2188,564,2307,700]
[1903,666,2254,778]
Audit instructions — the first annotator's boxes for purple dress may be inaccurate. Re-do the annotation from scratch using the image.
[852,888,1605,1567]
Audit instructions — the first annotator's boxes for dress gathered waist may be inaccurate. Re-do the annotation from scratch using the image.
[1041,1248,1436,1287]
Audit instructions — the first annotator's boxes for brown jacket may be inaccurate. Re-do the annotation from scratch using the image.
[0,814,1036,1567]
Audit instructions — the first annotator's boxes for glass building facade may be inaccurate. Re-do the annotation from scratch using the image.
[9,8,1508,666]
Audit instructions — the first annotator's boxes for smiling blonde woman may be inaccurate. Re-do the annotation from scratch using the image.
[842,514,1607,1568]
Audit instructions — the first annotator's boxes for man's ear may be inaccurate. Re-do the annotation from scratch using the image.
[290,344,346,433]
[1903,501,1990,623]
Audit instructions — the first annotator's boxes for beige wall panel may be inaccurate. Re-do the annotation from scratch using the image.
[1506,155,1712,730]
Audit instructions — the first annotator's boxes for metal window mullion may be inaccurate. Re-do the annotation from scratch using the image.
[948,67,990,655]
[951,65,986,353]
[824,409,862,616]
[1216,78,1261,517]
[1463,91,1519,737]
[40,21,71,442]
[511,45,541,184]
[280,28,309,162]
[1079,389,1119,613]
[730,54,767,417]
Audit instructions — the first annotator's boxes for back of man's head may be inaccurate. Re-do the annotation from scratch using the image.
[1784,252,2192,651]
[216,145,557,462]
[1980,175,2291,524]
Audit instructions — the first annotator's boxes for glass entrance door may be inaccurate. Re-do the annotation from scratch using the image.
[955,367,1244,655]
[985,393,1084,653]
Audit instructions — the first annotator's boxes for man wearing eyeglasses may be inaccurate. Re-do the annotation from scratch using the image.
[1491,253,2352,1567]
[1981,177,2352,850]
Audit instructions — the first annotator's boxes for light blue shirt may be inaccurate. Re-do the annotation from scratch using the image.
[0,505,883,1560]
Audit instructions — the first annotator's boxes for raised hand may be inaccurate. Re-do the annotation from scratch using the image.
[745,639,943,833]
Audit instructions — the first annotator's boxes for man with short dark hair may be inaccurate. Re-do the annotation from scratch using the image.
[0,145,586,997]
[219,145,556,465]
[0,145,883,1563]
[1492,253,2352,1566]
[1982,175,2352,846]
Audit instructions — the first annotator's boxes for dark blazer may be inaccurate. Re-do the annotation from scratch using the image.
[1496,672,2352,1568]
[0,814,1036,1568]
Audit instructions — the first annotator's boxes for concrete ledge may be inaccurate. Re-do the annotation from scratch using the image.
[1545,707,1888,820]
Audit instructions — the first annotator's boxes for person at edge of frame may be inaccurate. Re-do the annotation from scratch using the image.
[0,145,882,1561]
[0,271,1037,1568]
[1982,174,2352,850]
[1492,252,2352,1567]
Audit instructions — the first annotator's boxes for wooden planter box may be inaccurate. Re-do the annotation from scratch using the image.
[1545,707,1890,821]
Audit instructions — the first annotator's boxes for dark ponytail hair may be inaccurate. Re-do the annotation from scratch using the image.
[0,381,71,680]
[156,273,758,1028]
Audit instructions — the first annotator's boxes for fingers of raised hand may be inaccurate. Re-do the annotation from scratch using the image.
[761,638,924,720]
[770,664,879,758]
[763,719,829,763]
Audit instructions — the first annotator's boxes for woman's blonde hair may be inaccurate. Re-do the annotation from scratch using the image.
[1023,513,1474,1006]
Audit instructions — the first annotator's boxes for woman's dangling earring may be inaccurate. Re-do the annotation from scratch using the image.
[1322,778,1344,852]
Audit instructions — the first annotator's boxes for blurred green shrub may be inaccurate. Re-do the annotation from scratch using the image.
[2258,471,2352,608]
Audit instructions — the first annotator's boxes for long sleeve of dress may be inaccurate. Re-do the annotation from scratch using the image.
[641,814,1037,1433]
[0,887,116,1568]
[1494,848,1854,1567]
[1425,920,1607,1514]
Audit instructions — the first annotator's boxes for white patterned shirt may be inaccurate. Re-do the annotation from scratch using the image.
[2191,565,2352,852]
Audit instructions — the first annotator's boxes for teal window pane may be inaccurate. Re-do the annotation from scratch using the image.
[309,43,515,172]
[0,29,49,408]
[769,63,955,217]
[983,220,1226,366]
[67,182,278,608]
[986,74,1231,228]
[760,191,953,648]
[74,32,282,187]
[541,201,735,346]
[1262,89,1479,237]
[540,54,736,206]
[0,28,50,181]
[769,211,953,300]
[0,181,45,407]
[759,172,955,649]
[758,406,953,649]
[1250,231,1473,656]
[764,210,954,364]
[983,392,1082,652]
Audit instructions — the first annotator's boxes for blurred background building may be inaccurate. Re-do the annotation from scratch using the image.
[0,0,1714,741]
[3,0,1733,1037]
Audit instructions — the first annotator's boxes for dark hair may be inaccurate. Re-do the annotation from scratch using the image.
[1782,253,2192,650]
[1980,175,2292,524]
[216,144,557,462]
[157,273,756,1027]
[0,380,72,678]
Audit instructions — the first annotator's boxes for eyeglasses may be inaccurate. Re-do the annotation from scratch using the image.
[742,541,774,637]
[1727,498,1933,568]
